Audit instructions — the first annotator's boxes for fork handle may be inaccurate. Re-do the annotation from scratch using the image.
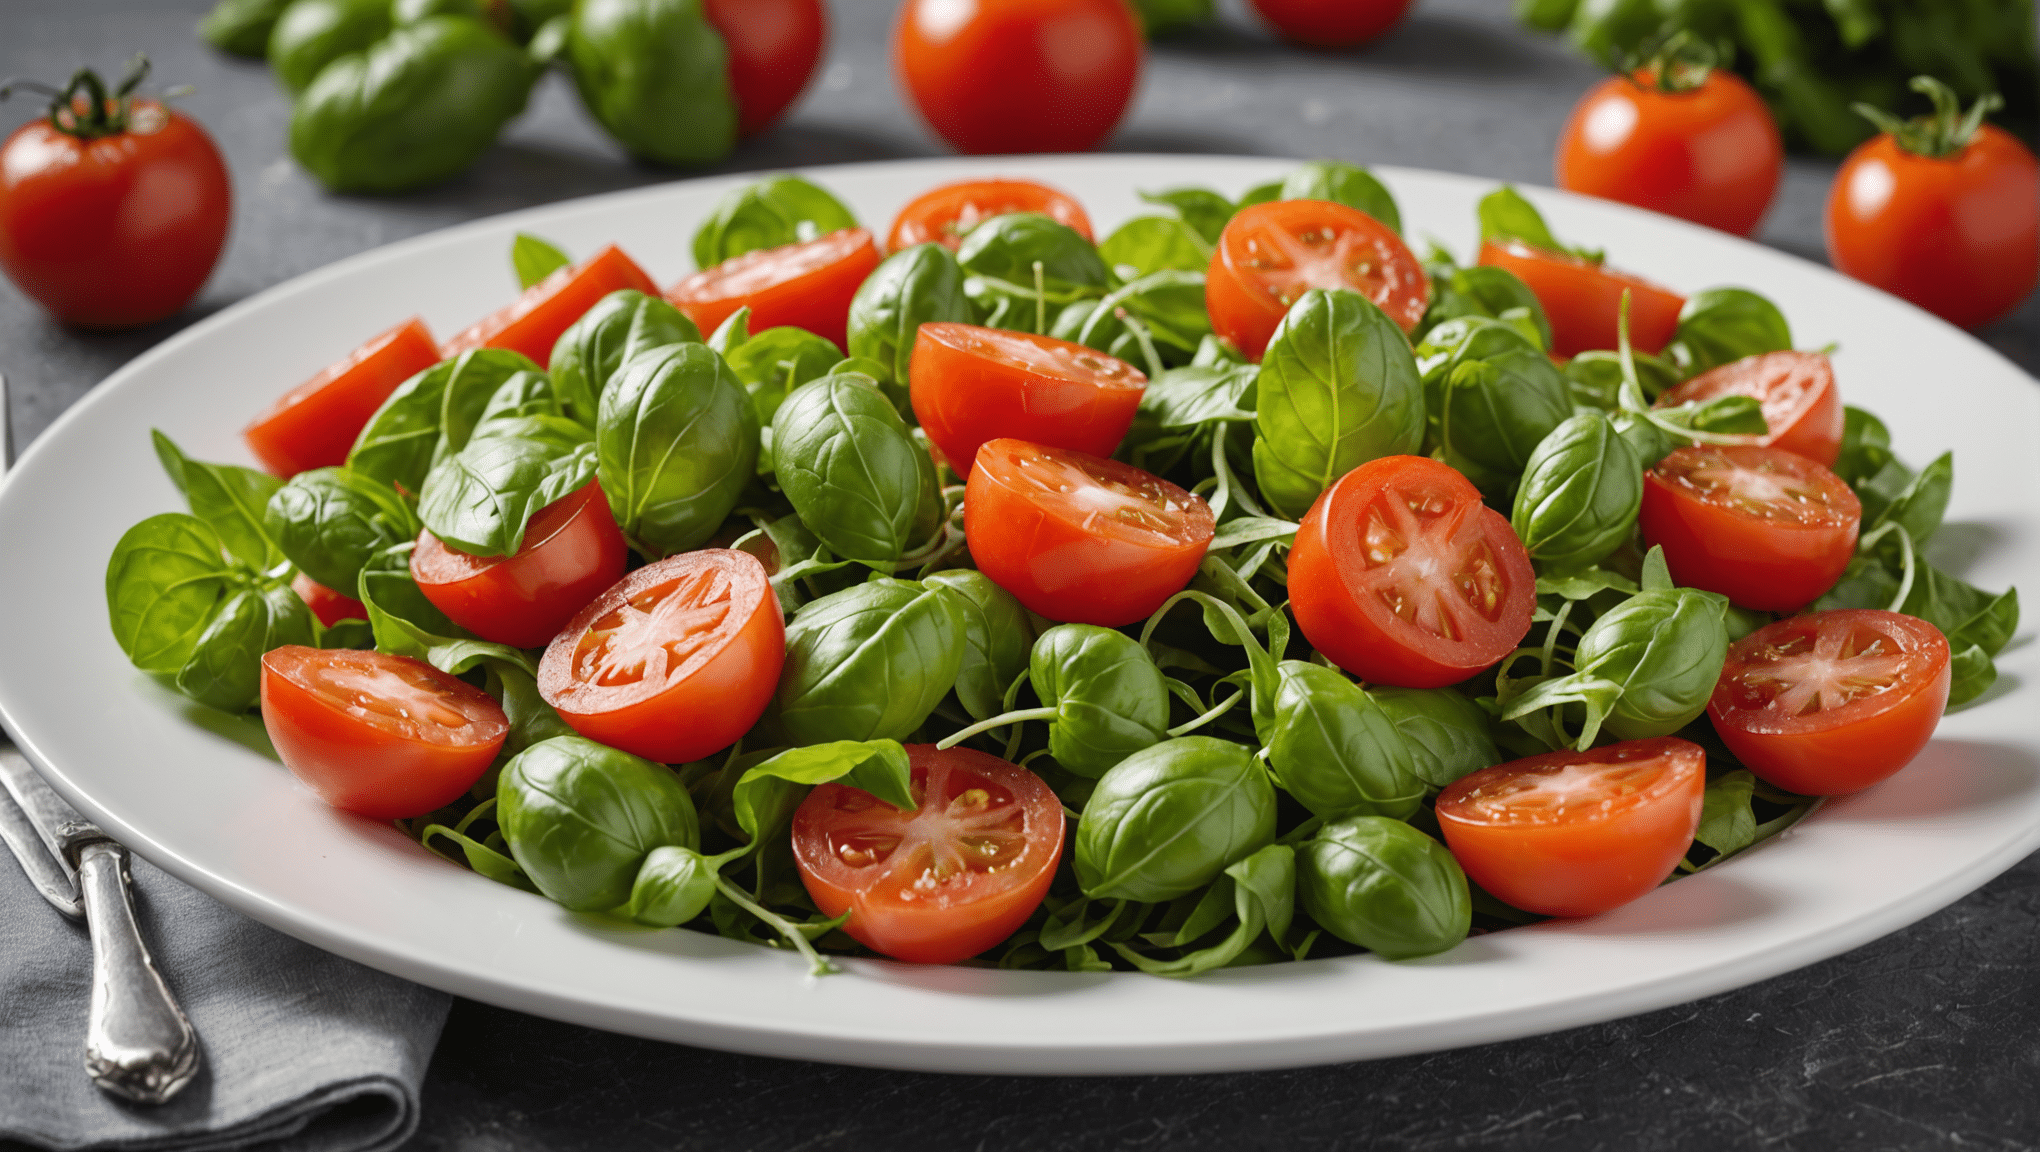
[78,841,202,1103]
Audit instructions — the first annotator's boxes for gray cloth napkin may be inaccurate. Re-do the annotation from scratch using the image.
[1,848,450,1152]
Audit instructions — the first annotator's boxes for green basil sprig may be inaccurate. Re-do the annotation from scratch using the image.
[498,735,700,912]
[1368,686,1499,789]
[151,432,287,574]
[416,428,597,557]
[1297,816,1470,959]
[595,341,757,558]
[773,373,927,568]
[772,578,968,745]
[264,466,418,594]
[719,321,846,431]
[846,243,975,389]
[1279,159,1402,233]
[922,571,1036,724]
[1510,410,1645,572]
[1098,216,1211,280]
[548,290,701,427]
[1664,288,1793,376]
[349,348,541,493]
[1074,736,1278,904]
[693,173,858,268]
[1255,660,1424,820]
[956,212,1111,334]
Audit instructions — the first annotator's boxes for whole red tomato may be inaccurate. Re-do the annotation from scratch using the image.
[894,0,1142,154]
[701,0,827,138]
[1247,0,1413,47]
[1826,78,2040,329]
[1556,61,1782,237]
[0,63,230,329]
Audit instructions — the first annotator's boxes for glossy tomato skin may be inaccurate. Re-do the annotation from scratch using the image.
[261,645,508,820]
[700,0,827,137]
[1709,610,1951,796]
[242,316,441,477]
[1436,737,1706,919]
[538,549,784,764]
[442,244,657,368]
[1639,445,1860,613]
[1208,198,1428,360]
[1557,70,1782,237]
[1655,350,1844,466]
[1826,125,2040,329]
[966,439,1214,626]
[0,103,230,328]
[1246,0,1413,46]
[292,572,368,627]
[894,0,1142,155]
[792,744,1065,964]
[1289,455,1536,688]
[411,481,630,649]
[888,179,1093,251]
[1477,240,1683,358]
[910,322,1146,473]
[666,227,880,351]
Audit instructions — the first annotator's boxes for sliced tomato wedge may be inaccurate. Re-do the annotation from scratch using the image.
[910,321,1146,474]
[666,227,881,352]
[1206,198,1428,360]
[260,645,508,820]
[1655,350,1844,466]
[1289,455,1536,688]
[243,316,441,477]
[538,549,784,764]
[1640,444,1861,612]
[1477,239,1683,358]
[412,481,630,649]
[442,244,657,369]
[791,743,1065,964]
[965,439,1214,627]
[1709,610,1951,796]
[293,572,367,627]
[887,178,1094,251]
[1436,737,1706,918]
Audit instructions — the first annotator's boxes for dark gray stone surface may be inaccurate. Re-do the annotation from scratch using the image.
[3,0,2037,1147]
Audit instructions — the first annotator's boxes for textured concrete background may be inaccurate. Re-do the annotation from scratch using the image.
[4,0,2039,1148]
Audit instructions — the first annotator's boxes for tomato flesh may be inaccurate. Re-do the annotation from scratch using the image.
[243,317,442,477]
[1208,198,1428,360]
[792,744,1065,964]
[966,439,1214,627]
[888,178,1094,251]
[1436,737,1706,919]
[261,645,508,820]
[1289,455,1536,688]
[538,549,785,764]
[293,572,368,627]
[442,244,657,369]
[910,322,1146,474]
[1655,351,1843,466]
[666,227,880,352]
[1556,70,1783,237]
[412,482,630,649]
[1709,610,1951,796]
[1477,239,1683,358]
[701,0,827,138]
[1639,445,1860,612]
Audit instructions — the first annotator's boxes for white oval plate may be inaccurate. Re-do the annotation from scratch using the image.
[1,156,2034,1075]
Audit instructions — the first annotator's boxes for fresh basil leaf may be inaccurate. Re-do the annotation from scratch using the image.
[1237,180,1282,209]
[1666,288,1793,375]
[707,306,751,355]
[692,173,857,268]
[846,243,974,389]
[512,232,571,290]
[923,570,1035,724]
[1536,567,1640,601]
[475,368,568,429]
[1947,643,1998,710]
[1692,769,1758,860]
[1059,269,1212,364]
[417,435,598,557]
[1873,451,1952,544]
[1477,185,1599,262]
[1113,844,1296,977]
[356,540,456,637]
[548,290,702,427]
[773,579,968,746]
[349,348,542,493]
[265,467,418,595]
[728,739,916,846]
[151,432,286,573]
[1280,159,1401,234]
[105,514,241,676]
[1138,363,1259,428]
[957,212,1111,334]
[359,573,536,675]
[596,342,759,558]
[773,374,927,567]
[1209,517,1298,551]
[1099,216,1210,280]
[1137,187,1234,244]
[174,582,317,712]
[566,0,735,166]
[724,326,845,429]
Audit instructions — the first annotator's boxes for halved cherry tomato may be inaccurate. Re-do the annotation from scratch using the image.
[1436,737,1706,919]
[538,549,784,764]
[666,228,880,352]
[442,244,657,369]
[792,743,1064,964]
[293,572,367,627]
[260,645,508,820]
[1708,610,1951,796]
[242,317,441,477]
[887,178,1094,251]
[1477,240,1683,358]
[966,439,1213,627]
[411,481,629,649]
[1206,198,1427,361]
[910,322,1146,473]
[701,0,827,138]
[1288,456,1536,688]
[1639,445,1860,613]
[1654,350,1844,466]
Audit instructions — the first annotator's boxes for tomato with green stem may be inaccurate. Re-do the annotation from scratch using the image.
[412,481,630,649]
[1639,444,1860,612]
[244,316,441,477]
[666,228,880,352]
[1206,198,1427,361]
[888,178,1093,252]
[910,322,1146,473]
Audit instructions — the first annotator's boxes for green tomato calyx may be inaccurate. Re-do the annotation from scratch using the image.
[1854,75,2004,161]
[1,54,178,140]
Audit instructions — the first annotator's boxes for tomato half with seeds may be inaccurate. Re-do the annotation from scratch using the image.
[1436,737,1706,919]
[243,316,441,477]
[1709,610,1951,796]
[538,549,784,764]
[1207,198,1428,360]
[888,178,1094,251]
[293,572,367,627]
[412,482,629,649]
[261,645,508,820]
[966,439,1214,626]
[1655,350,1843,466]
[1639,445,1860,612]
[1288,455,1536,688]
[910,322,1146,473]
[1477,240,1683,358]
[666,227,881,352]
[442,244,657,368]
[792,743,1064,964]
